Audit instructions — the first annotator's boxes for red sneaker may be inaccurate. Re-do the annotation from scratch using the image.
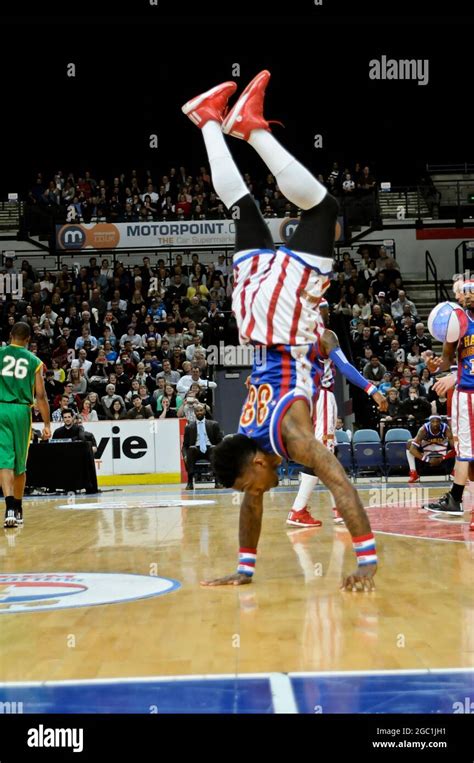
[333,508,344,524]
[182,81,238,128]
[222,70,276,140]
[286,508,322,528]
[408,470,420,483]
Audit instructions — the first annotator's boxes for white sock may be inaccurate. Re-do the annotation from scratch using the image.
[407,452,417,471]
[248,129,327,210]
[292,472,318,511]
[201,121,248,209]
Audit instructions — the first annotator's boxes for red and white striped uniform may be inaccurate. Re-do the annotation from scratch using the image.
[232,246,332,346]
[313,354,337,453]
[451,389,474,460]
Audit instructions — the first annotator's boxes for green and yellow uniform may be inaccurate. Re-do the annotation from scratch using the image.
[0,344,42,474]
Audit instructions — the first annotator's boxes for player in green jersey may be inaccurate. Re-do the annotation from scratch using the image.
[0,322,51,528]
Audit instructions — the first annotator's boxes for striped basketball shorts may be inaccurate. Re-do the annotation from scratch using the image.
[313,388,338,453]
[232,246,333,347]
[451,389,474,460]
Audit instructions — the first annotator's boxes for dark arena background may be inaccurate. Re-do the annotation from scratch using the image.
[0,1,473,757]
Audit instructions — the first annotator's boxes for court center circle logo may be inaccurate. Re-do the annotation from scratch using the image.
[0,573,180,613]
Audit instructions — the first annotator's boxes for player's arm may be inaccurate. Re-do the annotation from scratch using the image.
[408,426,426,460]
[201,490,263,586]
[34,366,51,440]
[320,330,388,412]
[282,400,376,591]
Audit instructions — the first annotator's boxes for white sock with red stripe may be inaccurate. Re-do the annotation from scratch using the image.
[407,452,417,471]
[248,129,327,210]
[292,472,318,511]
[201,120,248,208]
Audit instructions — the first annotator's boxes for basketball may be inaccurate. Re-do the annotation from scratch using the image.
[427,301,468,343]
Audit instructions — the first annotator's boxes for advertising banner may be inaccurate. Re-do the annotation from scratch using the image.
[55,217,341,250]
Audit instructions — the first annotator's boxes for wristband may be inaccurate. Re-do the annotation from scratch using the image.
[237,547,257,577]
[352,533,377,566]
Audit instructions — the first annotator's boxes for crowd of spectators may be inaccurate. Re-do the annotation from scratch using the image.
[0,251,234,426]
[24,161,378,229]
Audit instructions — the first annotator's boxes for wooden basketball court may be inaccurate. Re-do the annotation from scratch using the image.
[0,481,473,713]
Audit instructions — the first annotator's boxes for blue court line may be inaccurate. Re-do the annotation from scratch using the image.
[1,669,472,714]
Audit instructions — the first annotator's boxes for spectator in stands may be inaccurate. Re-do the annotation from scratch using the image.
[352,294,372,320]
[187,276,210,304]
[353,326,377,360]
[185,295,208,326]
[101,384,125,415]
[379,387,402,438]
[357,165,376,193]
[155,383,183,417]
[177,365,217,396]
[71,348,93,378]
[368,303,388,330]
[398,314,417,348]
[75,326,98,352]
[67,367,88,396]
[44,369,63,403]
[414,322,432,351]
[333,293,352,317]
[177,383,210,423]
[119,325,142,350]
[378,372,393,396]
[151,377,166,407]
[125,380,141,406]
[126,394,154,420]
[186,336,206,362]
[383,338,405,370]
[182,320,203,348]
[363,355,388,386]
[79,398,99,423]
[54,382,81,412]
[406,342,422,368]
[156,338,172,363]
[162,323,183,350]
[401,374,426,400]
[50,359,66,384]
[420,368,434,397]
[399,385,431,429]
[182,405,224,489]
[391,290,417,320]
[430,388,448,417]
[113,364,132,398]
[105,399,127,420]
[156,359,181,386]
